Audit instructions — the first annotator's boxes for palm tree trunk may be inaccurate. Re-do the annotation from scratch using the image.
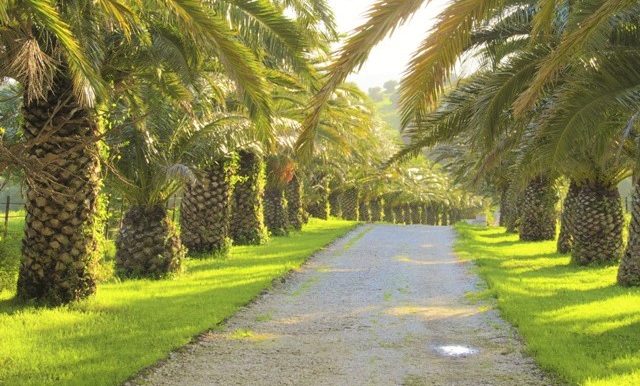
[557,181,579,254]
[411,203,422,224]
[384,202,395,223]
[434,204,442,225]
[286,175,304,231]
[329,191,342,218]
[231,150,268,245]
[421,204,429,224]
[115,205,184,278]
[426,204,437,225]
[519,176,558,241]
[307,178,329,220]
[370,197,383,222]
[499,187,509,227]
[17,71,100,305]
[402,204,411,224]
[180,159,235,256]
[619,177,640,286]
[441,207,449,226]
[359,200,371,222]
[571,182,624,265]
[504,186,521,233]
[393,205,403,224]
[264,184,289,236]
[341,187,359,221]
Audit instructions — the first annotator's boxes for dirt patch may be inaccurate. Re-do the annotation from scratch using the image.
[136,225,555,385]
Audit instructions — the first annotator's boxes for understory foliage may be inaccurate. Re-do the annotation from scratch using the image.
[305,0,640,286]
[0,0,478,307]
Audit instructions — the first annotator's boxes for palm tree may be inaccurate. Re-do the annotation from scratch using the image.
[340,186,360,221]
[181,157,236,256]
[286,173,305,230]
[2,0,280,304]
[179,118,249,257]
[557,181,579,254]
[305,171,330,219]
[264,154,293,236]
[231,148,269,245]
[107,113,191,279]
[370,197,384,222]
[107,92,244,277]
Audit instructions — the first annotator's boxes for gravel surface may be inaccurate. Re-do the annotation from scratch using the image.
[136,224,554,385]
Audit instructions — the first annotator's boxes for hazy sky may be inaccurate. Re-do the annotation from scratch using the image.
[327,0,450,91]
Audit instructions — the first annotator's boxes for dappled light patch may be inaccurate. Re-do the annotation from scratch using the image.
[455,223,640,385]
[229,329,278,342]
[385,305,481,321]
[394,255,458,266]
[0,219,357,385]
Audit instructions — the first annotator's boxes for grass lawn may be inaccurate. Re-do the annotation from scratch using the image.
[455,223,640,386]
[0,218,357,385]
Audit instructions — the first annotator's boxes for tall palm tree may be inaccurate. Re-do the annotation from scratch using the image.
[286,173,305,230]
[557,180,579,254]
[264,154,293,236]
[179,117,250,257]
[231,148,269,245]
[1,0,280,304]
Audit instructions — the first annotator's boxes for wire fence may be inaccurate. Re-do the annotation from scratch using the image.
[0,195,183,242]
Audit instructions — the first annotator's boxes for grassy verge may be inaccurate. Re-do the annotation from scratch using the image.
[0,218,357,385]
[454,223,640,386]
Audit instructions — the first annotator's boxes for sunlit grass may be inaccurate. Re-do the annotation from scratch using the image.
[455,223,640,386]
[0,218,357,386]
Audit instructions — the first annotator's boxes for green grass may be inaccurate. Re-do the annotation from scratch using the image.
[454,223,640,386]
[0,218,357,385]
[0,211,28,291]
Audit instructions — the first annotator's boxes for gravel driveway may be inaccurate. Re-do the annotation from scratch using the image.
[137,224,554,385]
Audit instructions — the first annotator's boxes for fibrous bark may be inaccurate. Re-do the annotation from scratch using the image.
[17,70,100,305]
[264,185,289,236]
[402,204,411,224]
[341,188,359,221]
[329,191,342,218]
[384,202,395,223]
[231,150,268,245]
[307,178,329,220]
[180,159,235,256]
[115,205,184,278]
[411,204,422,224]
[359,200,371,222]
[571,182,624,266]
[370,198,383,222]
[557,181,579,254]
[426,204,437,225]
[421,204,429,225]
[393,206,403,224]
[286,175,304,231]
[519,176,558,241]
[619,178,640,286]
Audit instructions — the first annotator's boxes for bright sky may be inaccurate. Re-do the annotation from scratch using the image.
[327,0,450,91]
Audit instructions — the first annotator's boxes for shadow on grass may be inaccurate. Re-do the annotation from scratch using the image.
[0,219,358,386]
[454,222,640,385]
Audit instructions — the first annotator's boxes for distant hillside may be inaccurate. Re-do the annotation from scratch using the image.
[368,80,401,132]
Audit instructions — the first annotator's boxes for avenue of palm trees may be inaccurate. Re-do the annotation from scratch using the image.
[301,0,640,286]
[4,1,640,385]
[0,1,479,306]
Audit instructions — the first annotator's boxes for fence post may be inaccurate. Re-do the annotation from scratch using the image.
[4,196,10,239]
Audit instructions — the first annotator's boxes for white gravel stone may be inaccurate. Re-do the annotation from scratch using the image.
[137,224,556,385]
